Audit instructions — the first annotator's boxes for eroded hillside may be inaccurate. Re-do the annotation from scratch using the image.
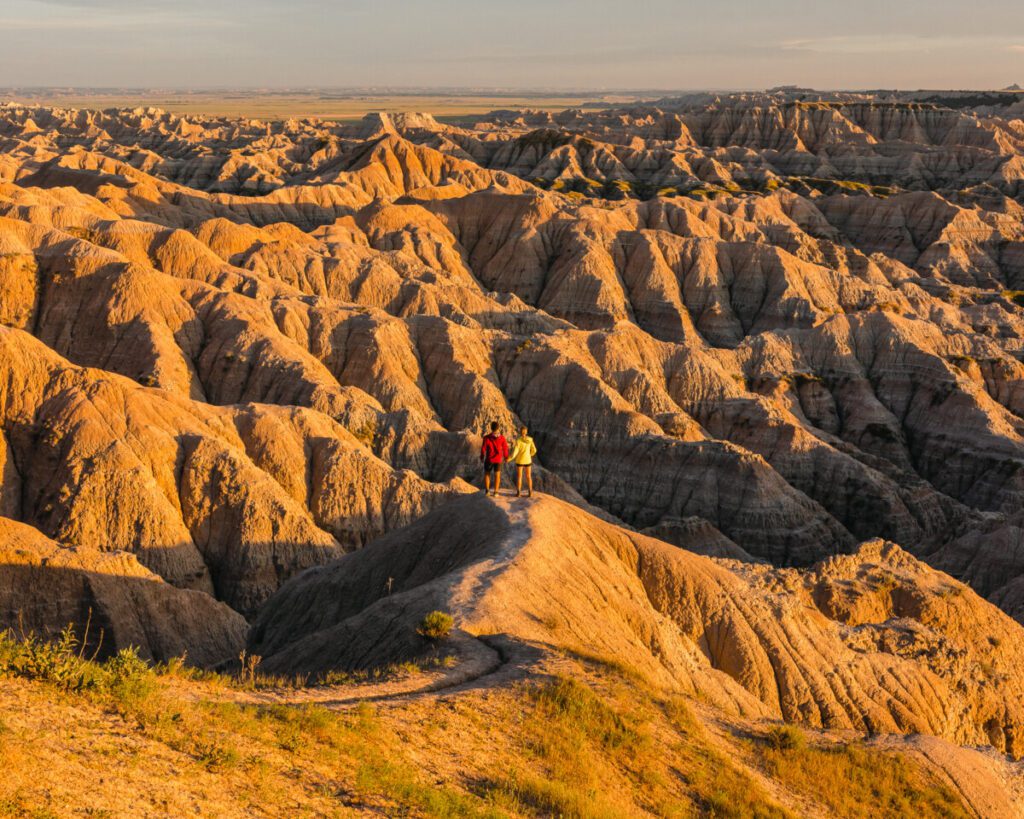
[3,90,1024,815]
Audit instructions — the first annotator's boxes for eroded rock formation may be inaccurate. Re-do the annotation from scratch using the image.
[253,493,1024,758]
[1,93,1024,774]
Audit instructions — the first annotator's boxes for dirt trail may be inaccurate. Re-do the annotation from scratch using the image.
[214,494,550,709]
[215,633,547,710]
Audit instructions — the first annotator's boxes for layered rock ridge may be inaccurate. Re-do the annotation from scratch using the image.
[1,94,1024,676]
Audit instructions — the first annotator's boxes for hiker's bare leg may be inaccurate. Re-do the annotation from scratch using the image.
[494,469,502,495]
[484,469,492,494]
[526,466,533,496]
[516,466,524,496]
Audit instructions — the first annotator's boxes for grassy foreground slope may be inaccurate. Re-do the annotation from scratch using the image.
[0,632,972,818]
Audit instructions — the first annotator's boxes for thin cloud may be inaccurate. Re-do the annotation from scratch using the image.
[0,16,227,30]
[7,0,241,27]
[23,0,197,7]
[782,34,1024,54]
[0,1,238,31]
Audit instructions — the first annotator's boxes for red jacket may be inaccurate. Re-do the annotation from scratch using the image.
[481,433,509,464]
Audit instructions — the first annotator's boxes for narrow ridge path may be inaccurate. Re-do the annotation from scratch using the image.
[207,634,546,711]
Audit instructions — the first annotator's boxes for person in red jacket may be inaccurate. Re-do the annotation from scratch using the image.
[480,421,509,496]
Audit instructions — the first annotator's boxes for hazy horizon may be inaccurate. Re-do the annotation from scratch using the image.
[2,0,1022,91]
[3,84,1017,94]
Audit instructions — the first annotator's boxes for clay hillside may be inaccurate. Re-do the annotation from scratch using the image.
[3,89,1024,816]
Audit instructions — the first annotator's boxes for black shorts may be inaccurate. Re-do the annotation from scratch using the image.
[483,461,502,476]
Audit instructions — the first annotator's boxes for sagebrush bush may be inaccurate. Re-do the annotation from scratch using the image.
[416,611,454,640]
[765,724,806,752]
[103,646,158,713]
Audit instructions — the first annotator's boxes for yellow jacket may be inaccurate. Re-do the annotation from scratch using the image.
[509,435,537,466]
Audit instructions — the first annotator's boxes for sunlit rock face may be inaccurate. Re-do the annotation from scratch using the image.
[2,90,1024,684]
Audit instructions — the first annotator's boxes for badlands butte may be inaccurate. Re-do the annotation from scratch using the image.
[3,88,1024,815]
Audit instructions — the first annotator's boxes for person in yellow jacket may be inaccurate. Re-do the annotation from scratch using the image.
[507,426,538,497]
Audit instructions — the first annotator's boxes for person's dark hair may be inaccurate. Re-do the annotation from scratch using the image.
[490,421,499,432]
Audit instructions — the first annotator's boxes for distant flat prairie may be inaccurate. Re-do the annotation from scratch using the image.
[0,89,645,121]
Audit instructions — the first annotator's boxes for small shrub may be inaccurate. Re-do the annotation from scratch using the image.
[276,723,308,753]
[194,737,240,770]
[318,668,359,686]
[390,660,422,676]
[0,626,159,706]
[158,655,191,678]
[416,611,454,641]
[104,647,150,680]
[765,724,806,752]
[102,647,157,714]
[347,418,378,448]
[236,650,262,685]
[0,625,98,691]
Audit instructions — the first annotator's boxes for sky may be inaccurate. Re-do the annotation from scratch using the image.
[1,0,1023,91]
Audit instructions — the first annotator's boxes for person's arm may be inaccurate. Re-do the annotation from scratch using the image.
[509,440,521,462]
[501,437,509,460]
[529,438,537,457]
